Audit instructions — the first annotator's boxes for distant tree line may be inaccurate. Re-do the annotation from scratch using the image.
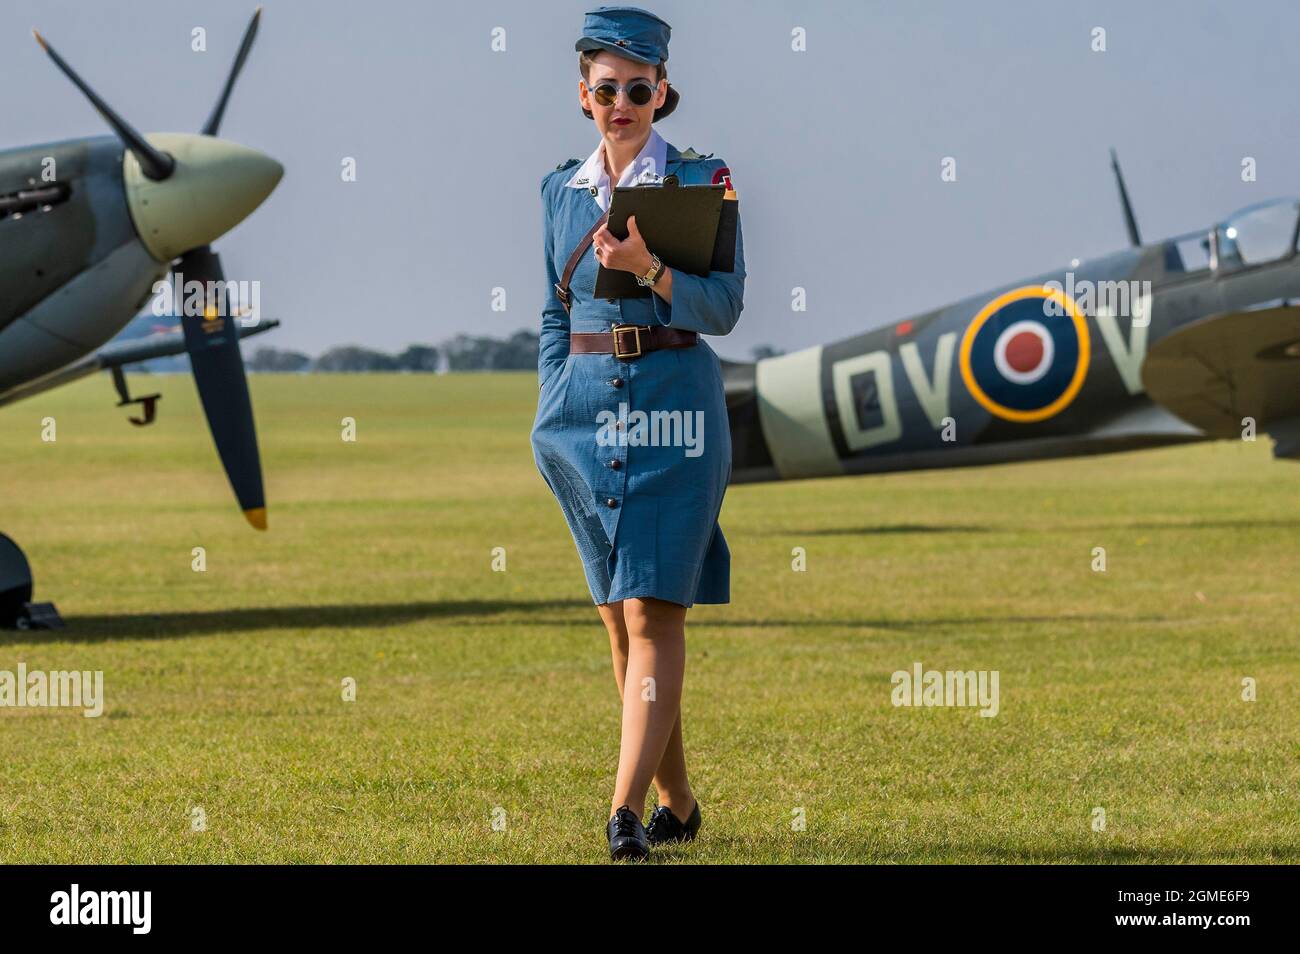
[247,332,783,372]
[247,331,540,373]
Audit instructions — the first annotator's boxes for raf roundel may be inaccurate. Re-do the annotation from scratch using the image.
[959,286,1091,423]
[993,320,1053,385]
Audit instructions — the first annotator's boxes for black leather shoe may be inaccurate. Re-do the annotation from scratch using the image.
[645,800,701,845]
[607,805,649,862]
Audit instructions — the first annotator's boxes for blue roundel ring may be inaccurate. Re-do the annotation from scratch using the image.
[958,286,1091,423]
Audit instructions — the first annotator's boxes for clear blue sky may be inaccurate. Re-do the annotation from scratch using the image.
[7,0,1300,359]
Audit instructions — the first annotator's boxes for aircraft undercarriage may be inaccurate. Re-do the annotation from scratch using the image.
[0,533,64,630]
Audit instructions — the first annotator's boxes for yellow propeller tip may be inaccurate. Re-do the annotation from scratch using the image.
[243,507,268,531]
[33,30,48,51]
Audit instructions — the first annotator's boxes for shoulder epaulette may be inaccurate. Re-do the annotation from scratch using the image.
[679,147,714,160]
[555,158,581,171]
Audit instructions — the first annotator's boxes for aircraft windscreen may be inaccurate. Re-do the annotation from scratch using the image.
[1169,232,1212,273]
[1217,199,1300,267]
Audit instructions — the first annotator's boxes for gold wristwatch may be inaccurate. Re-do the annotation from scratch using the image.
[635,252,663,288]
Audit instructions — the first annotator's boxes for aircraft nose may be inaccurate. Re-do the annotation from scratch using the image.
[123,132,283,261]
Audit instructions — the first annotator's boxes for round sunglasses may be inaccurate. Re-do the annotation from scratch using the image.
[583,78,660,109]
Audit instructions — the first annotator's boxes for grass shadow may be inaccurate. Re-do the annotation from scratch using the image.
[701,613,1173,630]
[757,517,1300,538]
[5,598,593,644]
[461,612,1172,631]
[756,524,992,537]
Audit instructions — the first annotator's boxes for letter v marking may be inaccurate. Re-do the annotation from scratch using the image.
[1095,296,1150,395]
[900,332,956,429]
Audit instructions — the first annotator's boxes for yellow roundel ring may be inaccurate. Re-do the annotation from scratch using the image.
[958,285,1091,423]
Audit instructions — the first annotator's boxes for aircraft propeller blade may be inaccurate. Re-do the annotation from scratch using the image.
[177,246,268,530]
[32,30,175,181]
[201,7,263,137]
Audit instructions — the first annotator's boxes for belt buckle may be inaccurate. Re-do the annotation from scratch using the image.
[611,324,644,360]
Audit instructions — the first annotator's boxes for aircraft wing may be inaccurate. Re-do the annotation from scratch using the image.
[0,319,279,409]
[1141,304,1300,454]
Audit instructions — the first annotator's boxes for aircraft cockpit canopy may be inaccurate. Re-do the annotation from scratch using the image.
[1214,198,1300,269]
[1167,230,1212,274]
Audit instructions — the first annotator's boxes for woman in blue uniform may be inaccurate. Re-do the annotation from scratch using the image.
[530,6,745,861]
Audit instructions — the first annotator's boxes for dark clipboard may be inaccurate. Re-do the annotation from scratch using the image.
[594,180,739,300]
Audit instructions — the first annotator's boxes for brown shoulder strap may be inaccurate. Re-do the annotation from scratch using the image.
[554,211,609,315]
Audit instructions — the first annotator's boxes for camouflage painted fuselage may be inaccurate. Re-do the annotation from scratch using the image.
[727,201,1300,482]
[0,137,165,392]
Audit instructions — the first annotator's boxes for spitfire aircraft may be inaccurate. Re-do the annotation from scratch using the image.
[725,153,1300,484]
[0,9,281,628]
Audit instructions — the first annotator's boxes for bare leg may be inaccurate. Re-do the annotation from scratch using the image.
[597,602,694,817]
[597,601,630,693]
[607,597,689,817]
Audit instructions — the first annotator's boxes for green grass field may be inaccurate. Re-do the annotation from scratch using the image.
[1,372,1296,863]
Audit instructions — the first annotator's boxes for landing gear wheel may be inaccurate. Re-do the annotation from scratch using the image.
[0,534,63,630]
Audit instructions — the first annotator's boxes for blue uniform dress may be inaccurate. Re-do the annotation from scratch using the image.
[530,135,746,608]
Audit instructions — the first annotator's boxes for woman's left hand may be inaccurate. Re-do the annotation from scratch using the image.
[593,214,654,276]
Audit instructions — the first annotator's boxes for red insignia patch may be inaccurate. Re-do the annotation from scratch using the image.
[711,165,732,190]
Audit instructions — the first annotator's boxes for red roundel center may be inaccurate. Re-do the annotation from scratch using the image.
[1004,331,1045,373]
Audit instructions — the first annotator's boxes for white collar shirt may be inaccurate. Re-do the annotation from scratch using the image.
[564,127,668,212]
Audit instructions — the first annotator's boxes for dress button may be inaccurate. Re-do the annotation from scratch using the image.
[606,497,618,508]
[609,459,622,470]
[589,186,598,196]
[611,377,624,388]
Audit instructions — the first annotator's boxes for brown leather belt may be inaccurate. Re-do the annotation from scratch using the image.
[570,324,698,361]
